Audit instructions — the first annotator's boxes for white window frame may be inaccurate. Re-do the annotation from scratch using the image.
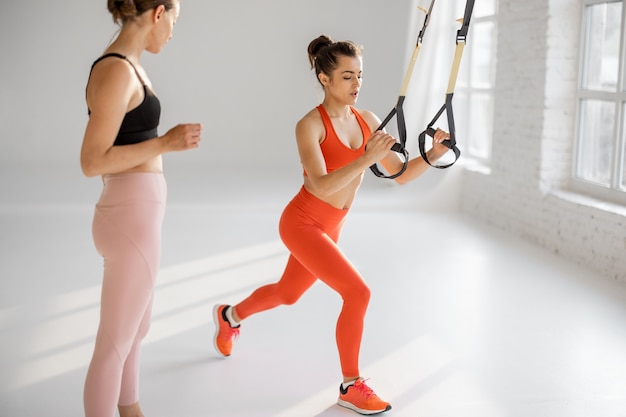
[455,0,498,167]
[573,0,626,205]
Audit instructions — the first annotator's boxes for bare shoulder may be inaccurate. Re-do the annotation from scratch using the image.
[295,107,325,141]
[87,57,136,112]
[89,56,134,88]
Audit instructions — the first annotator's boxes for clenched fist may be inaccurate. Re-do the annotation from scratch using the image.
[162,123,202,152]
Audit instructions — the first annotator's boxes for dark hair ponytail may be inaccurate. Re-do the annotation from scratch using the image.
[307,34,362,85]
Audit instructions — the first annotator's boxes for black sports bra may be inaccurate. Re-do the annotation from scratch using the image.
[87,53,161,146]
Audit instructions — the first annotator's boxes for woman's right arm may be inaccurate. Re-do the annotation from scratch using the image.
[80,60,200,177]
[296,115,395,198]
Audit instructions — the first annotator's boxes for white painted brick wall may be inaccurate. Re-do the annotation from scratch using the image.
[461,0,626,282]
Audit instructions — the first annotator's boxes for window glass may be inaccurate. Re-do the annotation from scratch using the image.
[468,93,493,159]
[471,21,495,88]
[576,99,616,186]
[473,0,496,18]
[582,2,622,91]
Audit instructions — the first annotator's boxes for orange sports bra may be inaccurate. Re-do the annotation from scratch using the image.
[306,105,371,175]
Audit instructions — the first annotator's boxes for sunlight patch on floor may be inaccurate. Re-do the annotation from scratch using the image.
[268,335,503,417]
[1,240,287,390]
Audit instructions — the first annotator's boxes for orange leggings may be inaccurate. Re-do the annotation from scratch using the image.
[235,186,371,377]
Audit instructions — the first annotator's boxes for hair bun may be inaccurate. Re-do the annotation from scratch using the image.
[308,34,333,57]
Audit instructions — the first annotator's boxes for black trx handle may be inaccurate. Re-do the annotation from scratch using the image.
[418,94,461,169]
[418,0,474,169]
[369,97,410,179]
[370,1,435,179]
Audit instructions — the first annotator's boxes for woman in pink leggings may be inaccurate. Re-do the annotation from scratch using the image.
[213,34,451,415]
[80,1,201,416]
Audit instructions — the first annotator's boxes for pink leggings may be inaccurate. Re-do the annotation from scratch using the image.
[235,186,371,377]
[84,173,166,417]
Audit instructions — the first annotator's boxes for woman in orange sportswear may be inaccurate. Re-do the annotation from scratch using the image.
[213,34,450,415]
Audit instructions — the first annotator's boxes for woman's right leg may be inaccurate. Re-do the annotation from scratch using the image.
[234,188,340,321]
[234,254,317,319]
[213,254,318,357]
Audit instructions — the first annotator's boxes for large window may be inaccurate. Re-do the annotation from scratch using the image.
[455,0,498,165]
[574,0,626,203]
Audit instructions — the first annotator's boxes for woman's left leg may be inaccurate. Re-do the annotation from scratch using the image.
[281,219,370,379]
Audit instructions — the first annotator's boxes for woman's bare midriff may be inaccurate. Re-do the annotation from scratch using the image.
[108,155,163,176]
[303,173,364,210]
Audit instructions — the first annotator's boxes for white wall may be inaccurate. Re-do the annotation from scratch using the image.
[0,0,459,208]
[461,0,626,282]
[4,0,622,281]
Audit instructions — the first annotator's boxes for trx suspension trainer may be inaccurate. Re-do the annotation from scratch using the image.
[418,0,475,169]
[369,0,435,179]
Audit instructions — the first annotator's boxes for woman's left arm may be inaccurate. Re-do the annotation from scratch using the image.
[382,128,450,184]
[360,110,450,185]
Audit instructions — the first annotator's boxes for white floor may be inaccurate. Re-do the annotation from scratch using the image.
[1,173,626,417]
